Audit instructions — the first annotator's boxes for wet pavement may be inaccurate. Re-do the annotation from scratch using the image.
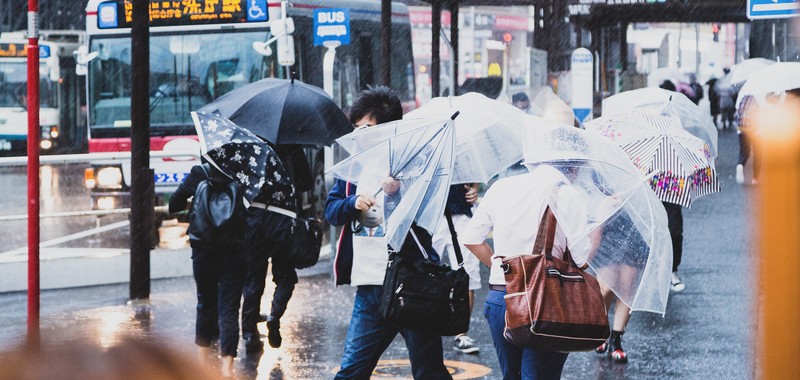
[0,128,754,379]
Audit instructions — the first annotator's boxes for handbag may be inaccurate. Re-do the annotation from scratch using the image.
[501,206,610,352]
[379,210,470,336]
[288,216,323,269]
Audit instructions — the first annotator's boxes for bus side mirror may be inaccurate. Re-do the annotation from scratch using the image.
[74,45,98,76]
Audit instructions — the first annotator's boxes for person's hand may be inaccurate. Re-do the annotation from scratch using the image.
[355,194,375,211]
[464,184,478,204]
[381,177,401,195]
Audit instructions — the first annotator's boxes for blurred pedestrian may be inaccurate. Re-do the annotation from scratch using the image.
[462,162,591,379]
[432,183,482,354]
[169,160,246,378]
[736,95,760,185]
[325,85,451,380]
[688,74,704,105]
[659,80,677,92]
[512,92,532,114]
[718,68,737,130]
[663,200,685,292]
[706,77,720,127]
[241,145,300,352]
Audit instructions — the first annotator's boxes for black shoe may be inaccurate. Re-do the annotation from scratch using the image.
[608,331,628,364]
[257,313,268,323]
[266,316,282,348]
[244,335,264,353]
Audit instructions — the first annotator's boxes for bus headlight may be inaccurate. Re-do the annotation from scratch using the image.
[40,140,53,150]
[96,167,123,189]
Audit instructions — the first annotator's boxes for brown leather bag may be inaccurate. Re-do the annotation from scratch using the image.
[501,206,610,352]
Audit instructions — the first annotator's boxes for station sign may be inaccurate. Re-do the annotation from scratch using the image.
[0,43,51,59]
[747,0,800,20]
[569,0,668,16]
[96,0,269,29]
[313,8,350,46]
[571,47,594,123]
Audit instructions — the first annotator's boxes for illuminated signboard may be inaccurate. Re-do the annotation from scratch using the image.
[96,0,269,29]
[569,0,669,16]
[0,43,51,59]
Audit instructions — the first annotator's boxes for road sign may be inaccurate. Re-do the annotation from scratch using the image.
[748,0,800,20]
[313,8,350,46]
[571,48,594,123]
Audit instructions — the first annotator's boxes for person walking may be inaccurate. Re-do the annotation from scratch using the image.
[462,162,591,380]
[736,95,760,185]
[169,162,247,378]
[706,77,721,128]
[432,183,482,354]
[325,85,451,380]
[241,145,299,353]
[688,74,704,105]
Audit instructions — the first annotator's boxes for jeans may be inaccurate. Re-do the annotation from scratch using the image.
[241,209,297,341]
[192,245,246,357]
[335,285,451,380]
[662,202,684,272]
[484,290,568,380]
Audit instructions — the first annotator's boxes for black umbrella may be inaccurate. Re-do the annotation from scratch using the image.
[197,78,352,146]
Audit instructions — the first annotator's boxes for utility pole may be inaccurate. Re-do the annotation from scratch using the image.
[130,0,153,301]
[27,0,41,349]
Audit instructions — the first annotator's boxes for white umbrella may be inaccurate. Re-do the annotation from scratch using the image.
[532,86,577,126]
[736,62,800,109]
[602,88,718,159]
[728,58,776,86]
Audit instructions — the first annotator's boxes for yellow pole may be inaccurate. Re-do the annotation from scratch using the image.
[755,96,800,379]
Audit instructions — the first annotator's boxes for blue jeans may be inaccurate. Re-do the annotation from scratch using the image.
[335,285,451,380]
[484,290,568,380]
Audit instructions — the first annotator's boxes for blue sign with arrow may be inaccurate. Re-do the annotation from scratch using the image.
[748,0,800,20]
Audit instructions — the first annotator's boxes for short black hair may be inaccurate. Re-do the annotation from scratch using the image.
[659,80,676,92]
[348,85,403,124]
[512,92,529,104]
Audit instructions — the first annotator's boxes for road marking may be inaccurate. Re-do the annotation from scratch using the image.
[0,220,130,256]
[332,359,492,379]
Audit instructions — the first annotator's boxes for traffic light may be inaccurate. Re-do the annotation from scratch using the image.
[712,23,720,43]
[502,32,513,43]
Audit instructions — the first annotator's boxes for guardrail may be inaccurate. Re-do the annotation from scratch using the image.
[0,206,170,222]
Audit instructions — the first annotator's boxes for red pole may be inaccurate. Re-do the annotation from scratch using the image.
[27,0,40,348]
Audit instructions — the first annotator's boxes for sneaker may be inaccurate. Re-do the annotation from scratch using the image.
[266,316,282,348]
[244,335,264,353]
[608,331,628,364]
[671,272,685,292]
[595,341,608,354]
[736,164,745,185]
[454,335,480,354]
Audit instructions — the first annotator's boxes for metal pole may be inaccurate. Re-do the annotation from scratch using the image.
[450,1,459,96]
[431,0,442,97]
[130,0,152,301]
[381,0,391,86]
[26,0,40,348]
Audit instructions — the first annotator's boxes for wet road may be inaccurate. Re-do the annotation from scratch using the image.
[0,128,754,379]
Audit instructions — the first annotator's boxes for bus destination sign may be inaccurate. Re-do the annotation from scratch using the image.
[97,0,269,29]
[0,43,52,58]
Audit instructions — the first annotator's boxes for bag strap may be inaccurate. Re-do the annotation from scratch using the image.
[532,206,556,259]
[444,208,465,267]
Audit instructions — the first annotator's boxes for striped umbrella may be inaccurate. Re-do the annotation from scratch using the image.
[585,112,718,207]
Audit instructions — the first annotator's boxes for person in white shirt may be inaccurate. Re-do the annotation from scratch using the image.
[462,163,590,380]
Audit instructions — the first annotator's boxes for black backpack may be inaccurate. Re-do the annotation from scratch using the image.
[188,164,245,245]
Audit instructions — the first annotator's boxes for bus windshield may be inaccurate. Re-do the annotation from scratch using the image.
[0,62,58,108]
[88,30,279,133]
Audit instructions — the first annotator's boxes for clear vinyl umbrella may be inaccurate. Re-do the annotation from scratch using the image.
[736,62,800,109]
[602,87,718,159]
[522,124,673,314]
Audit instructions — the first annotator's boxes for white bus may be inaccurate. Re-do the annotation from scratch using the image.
[79,0,415,237]
[0,31,86,156]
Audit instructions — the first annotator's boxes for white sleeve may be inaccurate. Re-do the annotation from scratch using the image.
[554,185,590,267]
[460,187,495,245]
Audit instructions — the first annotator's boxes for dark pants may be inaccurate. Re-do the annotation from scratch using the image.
[662,202,684,272]
[335,285,451,380]
[738,131,760,180]
[192,245,246,357]
[241,208,297,341]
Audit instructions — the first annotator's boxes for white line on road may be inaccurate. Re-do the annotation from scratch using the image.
[0,220,131,256]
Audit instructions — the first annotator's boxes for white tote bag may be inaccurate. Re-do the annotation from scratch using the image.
[350,234,389,286]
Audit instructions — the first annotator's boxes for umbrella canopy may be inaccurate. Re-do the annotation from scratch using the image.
[522,124,673,314]
[602,87,718,159]
[405,92,531,184]
[328,117,456,251]
[736,62,800,109]
[191,111,269,206]
[585,112,719,208]
[532,86,578,126]
[196,78,351,146]
[646,67,688,88]
[728,58,776,86]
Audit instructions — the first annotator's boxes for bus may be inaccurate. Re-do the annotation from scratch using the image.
[79,0,415,237]
[0,31,86,156]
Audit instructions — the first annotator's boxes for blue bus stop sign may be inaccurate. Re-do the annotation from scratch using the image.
[314,8,350,46]
[748,0,800,20]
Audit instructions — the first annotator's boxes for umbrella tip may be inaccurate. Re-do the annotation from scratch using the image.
[450,111,460,120]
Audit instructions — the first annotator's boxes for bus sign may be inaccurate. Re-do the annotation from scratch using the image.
[96,0,269,29]
[313,8,350,46]
[0,43,51,58]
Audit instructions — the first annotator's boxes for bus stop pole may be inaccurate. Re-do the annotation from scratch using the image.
[450,1,459,96]
[26,0,41,348]
[130,0,153,301]
[431,0,442,97]
[380,0,391,87]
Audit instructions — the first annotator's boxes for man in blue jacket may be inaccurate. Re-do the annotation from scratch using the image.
[325,86,451,380]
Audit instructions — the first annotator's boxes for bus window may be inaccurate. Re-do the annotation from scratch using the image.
[357,35,375,90]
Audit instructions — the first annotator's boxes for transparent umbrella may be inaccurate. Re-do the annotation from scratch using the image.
[736,62,800,109]
[522,124,673,314]
[602,87,718,159]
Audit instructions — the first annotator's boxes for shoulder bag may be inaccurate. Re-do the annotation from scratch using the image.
[501,206,610,352]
